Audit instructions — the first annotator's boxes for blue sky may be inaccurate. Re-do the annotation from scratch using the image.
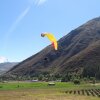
[0,0,100,62]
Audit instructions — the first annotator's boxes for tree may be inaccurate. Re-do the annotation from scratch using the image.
[73,79,80,85]
[38,74,44,81]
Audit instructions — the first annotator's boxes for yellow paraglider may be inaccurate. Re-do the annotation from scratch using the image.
[41,32,58,50]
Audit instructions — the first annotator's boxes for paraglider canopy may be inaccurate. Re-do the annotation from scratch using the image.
[41,32,58,50]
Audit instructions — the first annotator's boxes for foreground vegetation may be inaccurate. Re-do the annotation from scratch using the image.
[0,81,100,100]
[0,81,100,90]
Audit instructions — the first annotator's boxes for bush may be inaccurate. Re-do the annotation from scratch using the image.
[90,77,96,84]
[83,77,88,81]
[0,86,3,88]
[61,76,69,82]
[73,79,80,85]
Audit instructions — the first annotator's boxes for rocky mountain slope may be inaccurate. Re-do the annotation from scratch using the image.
[4,17,100,79]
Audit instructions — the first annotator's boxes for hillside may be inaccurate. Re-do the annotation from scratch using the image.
[0,62,18,75]
[3,17,100,80]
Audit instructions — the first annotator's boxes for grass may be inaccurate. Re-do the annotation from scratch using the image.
[0,81,100,90]
[0,82,75,90]
[0,81,100,100]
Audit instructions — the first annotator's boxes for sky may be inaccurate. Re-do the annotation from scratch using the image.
[0,0,100,63]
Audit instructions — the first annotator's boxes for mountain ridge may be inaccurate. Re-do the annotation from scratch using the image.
[3,17,100,80]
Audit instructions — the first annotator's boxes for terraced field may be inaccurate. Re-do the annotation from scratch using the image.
[65,89,100,97]
[0,82,100,100]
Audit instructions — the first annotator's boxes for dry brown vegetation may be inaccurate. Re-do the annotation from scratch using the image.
[0,89,100,100]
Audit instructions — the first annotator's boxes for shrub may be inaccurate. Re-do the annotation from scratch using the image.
[90,77,96,84]
[73,79,80,85]
[0,86,3,88]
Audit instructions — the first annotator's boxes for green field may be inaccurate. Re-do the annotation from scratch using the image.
[0,82,100,100]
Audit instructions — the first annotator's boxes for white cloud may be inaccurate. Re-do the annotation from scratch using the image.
[31,0,47,6]
[37,0,47,6]
[0,57,8,63]
[28,0,35,5]
[4,4,32,49]
[4,0,47,49]
[6,0,47,38]
[7,6,30,36]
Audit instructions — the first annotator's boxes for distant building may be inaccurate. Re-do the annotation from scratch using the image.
[48,82,55,86]
[31,79,38,82]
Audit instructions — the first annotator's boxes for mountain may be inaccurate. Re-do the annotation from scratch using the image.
[0,62,18,75]
[3,17,100,80]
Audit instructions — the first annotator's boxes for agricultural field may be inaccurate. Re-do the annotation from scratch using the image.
[0,81,100,100]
